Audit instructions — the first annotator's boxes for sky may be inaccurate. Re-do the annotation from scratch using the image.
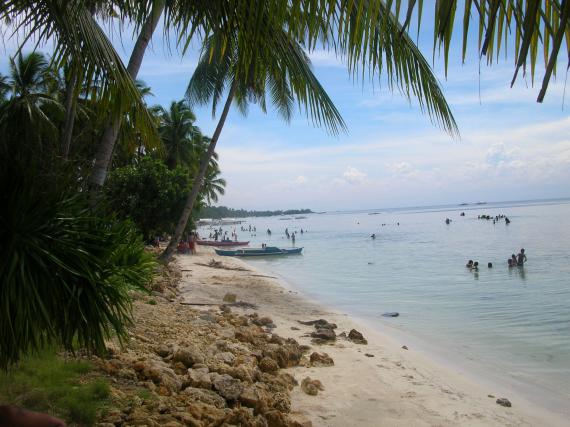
[1,6,569,211]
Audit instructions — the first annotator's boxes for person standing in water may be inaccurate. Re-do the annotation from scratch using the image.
[517,248,527,266]
[291,232,296,245]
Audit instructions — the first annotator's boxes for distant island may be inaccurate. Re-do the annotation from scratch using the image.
[199,206,313,219]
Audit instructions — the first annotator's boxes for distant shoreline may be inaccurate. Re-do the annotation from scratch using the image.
[199,206,313,219]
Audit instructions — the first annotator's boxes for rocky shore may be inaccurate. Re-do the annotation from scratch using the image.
[90,249,566,427]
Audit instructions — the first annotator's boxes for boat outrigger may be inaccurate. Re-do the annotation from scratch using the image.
[197,240,249,247]
[215,246,303,257]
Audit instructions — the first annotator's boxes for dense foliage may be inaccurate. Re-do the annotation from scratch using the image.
[0,157,156,369]
[105,158,196,241]
[199,206,313,219]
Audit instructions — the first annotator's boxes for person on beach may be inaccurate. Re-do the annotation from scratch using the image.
[488,262,493,268]
[511,254,518,266]
[471,261,479,271]
[292,233,296,245]
[505,217,511,224]
[371,233,376,239]
[508,258,513,267]
[466,260,473,268]
[189,233,197,255]
[517,248,527,266]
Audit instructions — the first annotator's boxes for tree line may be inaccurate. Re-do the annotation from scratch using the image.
[199,206,313,219]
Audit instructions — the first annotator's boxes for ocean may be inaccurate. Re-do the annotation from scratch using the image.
[198,199,570,409]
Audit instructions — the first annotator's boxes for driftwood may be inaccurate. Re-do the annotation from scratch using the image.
[180,302,218,306]
[195,260,249,272]
[250,274,278,279]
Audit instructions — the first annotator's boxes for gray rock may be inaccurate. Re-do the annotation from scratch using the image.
[298,319,337,329]
[496,398,512,407]
[212,373,244,401]
[310,328,336,341]
[173,347,204,368]
[214,351,236,365]
[182,387,227,408]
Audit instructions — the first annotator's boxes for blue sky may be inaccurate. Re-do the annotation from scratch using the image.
[1,8,569,211]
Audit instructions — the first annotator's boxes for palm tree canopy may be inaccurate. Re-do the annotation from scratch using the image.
[1,0,159,143]
[0,52,64,148]
[156,100,202,170]
[186,29,348,135]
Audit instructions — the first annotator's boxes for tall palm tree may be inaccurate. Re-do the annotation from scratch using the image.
[0,52,63,148]
[159,25,348,261]
[88,0,165,191]
[156,100,202,170]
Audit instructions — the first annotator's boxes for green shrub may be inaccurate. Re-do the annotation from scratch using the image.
[0,158,156,368]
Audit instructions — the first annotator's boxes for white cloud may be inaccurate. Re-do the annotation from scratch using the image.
[295,175,307,184]
[341,166,367,185]
[307,49,345,68]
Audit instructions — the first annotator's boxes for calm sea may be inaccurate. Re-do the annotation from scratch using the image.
[198,199,570,409]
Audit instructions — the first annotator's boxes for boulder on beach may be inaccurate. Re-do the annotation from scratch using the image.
[309,352,334,367]
[310,328,336,342]
[301,377,324,396]
[173,347,205,368]
[496,398,512,407]
[347,329,368,344]
[298,319,337,329]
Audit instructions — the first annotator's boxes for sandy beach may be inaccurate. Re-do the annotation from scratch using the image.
[178,248,568,427]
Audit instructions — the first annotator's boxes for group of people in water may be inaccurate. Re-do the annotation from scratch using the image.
[478,213,511,224]
[465,248,527,271]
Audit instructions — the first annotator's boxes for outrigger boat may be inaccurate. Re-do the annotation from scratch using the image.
[215,246,303,257]
[197,240,249,247]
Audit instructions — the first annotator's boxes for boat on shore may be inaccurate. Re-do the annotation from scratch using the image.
[215,246,303,257]
[197,240,249,247]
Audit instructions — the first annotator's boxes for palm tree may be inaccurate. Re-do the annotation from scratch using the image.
[155,100,202,170]
[202,164,226,205]
[159,24,349,261]
[88,0,165,191]
[0,52,63,148]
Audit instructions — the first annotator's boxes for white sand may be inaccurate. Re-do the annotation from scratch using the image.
[176,249,567,426]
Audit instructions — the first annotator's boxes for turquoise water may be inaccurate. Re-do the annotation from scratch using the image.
[199,199,570,406]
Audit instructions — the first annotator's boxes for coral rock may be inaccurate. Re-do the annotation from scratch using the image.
[347,329,368,345]
[309,352,334,367]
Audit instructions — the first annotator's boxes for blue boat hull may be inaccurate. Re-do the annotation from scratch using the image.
[215,247,303,257]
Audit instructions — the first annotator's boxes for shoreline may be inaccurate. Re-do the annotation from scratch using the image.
[179,248,568,426]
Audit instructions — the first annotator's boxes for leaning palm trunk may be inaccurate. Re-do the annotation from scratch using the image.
[61,68,78,159]
[88,1,164,191]
[160,83,237,263]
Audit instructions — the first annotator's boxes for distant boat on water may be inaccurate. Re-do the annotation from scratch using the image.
[368,212,380,215]
[294,216,307,219]
[215,246,303,257]
[475,201,487,205]
[197,240,249,247]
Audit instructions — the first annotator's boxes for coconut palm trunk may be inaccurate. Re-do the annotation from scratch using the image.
[61,69,78,158]
[160,83,236,263]
[88,1,164,191]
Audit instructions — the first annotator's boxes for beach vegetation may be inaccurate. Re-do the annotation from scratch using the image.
[0,347,110,425]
